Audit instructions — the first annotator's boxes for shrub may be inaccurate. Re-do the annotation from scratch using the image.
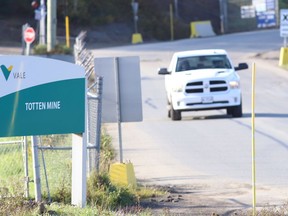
[33,44,72,55]
[87,172,137,210]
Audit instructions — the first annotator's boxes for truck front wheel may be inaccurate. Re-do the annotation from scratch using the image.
[170,104,182,121]
[227,103,242,118]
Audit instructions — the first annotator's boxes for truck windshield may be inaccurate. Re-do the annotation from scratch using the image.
[176,55,232,72]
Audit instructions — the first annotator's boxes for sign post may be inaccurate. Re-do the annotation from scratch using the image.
[94,56,143,163]
[23,27,35,56]
[279,9,288,66]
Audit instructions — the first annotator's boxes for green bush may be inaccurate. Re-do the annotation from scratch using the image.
[87,172,137,210]
[100,130,116,172]
[33,44,72,55]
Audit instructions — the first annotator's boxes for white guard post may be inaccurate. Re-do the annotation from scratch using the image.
[71,79,88,208]
[71,133,87,207]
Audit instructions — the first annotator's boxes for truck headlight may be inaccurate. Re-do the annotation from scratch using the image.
[172,83,183,92]
[229,80,240,89]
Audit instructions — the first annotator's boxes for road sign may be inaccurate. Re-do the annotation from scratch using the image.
[24,27,36,44]
[0,56,85,137]
[280,9,288,37]
[94,56,143,123]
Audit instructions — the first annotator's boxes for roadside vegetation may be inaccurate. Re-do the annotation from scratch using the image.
[33,44,72,55]
[2,0,288,47]
[0,131,166,216]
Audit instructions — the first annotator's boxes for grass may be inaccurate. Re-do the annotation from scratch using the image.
[0,131,167,215]
[2,134,288,215]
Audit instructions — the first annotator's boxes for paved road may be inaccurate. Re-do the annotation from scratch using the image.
[1,29,287,210]
[91,29,288,208]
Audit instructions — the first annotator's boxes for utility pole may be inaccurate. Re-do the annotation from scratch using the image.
[174,0,179,19]
[219,0,228,34]
[275,0,279,27]
[39,0,46,44]
[131,0,139,33]
[47,0,57,52]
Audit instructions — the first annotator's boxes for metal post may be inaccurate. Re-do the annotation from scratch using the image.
[251,63,256,216]
[115,57,123,163]
[174,0,179,19]
[40,147,51,203]
[131,0,139,33]
[22,24,29,55]
[26,44,31,56]
[31,136,42,202]
[22,136,29,198]
[95,76,103,171]
[170,3,174,41]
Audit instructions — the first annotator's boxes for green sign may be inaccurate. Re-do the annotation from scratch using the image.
[0,56,85,137]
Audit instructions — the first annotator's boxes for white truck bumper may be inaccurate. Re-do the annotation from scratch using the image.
[171,90,241,111]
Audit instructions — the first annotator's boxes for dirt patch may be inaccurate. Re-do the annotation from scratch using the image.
[254,50,280,61]
[138,180,288,216]
[140,184,249,216]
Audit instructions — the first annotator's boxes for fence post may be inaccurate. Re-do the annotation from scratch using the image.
[22,136,29,198]
[31,136,42,202]
[95,76,103,172]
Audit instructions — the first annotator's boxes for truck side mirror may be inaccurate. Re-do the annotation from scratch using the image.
[158,67,170,75]
[235,63,248,71]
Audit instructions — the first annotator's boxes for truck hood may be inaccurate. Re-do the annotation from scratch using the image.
[175,68,235,79]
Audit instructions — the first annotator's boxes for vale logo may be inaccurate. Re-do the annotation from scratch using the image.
[0,65,13,81]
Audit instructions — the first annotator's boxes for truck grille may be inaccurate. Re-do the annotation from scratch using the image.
[185,80,228,94]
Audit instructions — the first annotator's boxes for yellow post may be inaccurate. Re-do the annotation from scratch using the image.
[190,22,197,38]
[251,62,256,215]
[65,16,70,48]
[132,33,143,44]
[279,47,288,66]
[170,3,174,41]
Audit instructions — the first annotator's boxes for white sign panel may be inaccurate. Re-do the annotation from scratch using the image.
[280,9,288,37]
[241,5,256,18]
[0,56,85,137]
[94,56,143,123]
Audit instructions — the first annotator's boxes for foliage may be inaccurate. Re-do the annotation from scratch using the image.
[33,44,72,55]
[50,176,72,204]
[87,172,137,210]
[280,0,288,9]
[0,178,33,216]
[68,0,132,26]
[100,129,116,172]
[1,0,286,43]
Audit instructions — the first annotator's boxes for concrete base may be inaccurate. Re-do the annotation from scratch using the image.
[132,33,143,44]
[109,162,137,188]
[190,21,215,38]
[279,47,288,66]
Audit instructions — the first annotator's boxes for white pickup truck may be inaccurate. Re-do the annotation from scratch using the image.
[158,49,248,120]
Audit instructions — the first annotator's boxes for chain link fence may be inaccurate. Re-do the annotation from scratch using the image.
[0,31,103,202]
[0,138,26,198]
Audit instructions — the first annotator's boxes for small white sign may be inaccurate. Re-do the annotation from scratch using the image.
[241,5,256,19]
[280,9,288,37]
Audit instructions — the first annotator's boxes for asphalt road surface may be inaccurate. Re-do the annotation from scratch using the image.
[94,29,287,209]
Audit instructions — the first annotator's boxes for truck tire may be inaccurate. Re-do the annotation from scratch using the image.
[168,99,171,118]
[226,107,233,115]
[229,103,242,118]
[170,104,181,120]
